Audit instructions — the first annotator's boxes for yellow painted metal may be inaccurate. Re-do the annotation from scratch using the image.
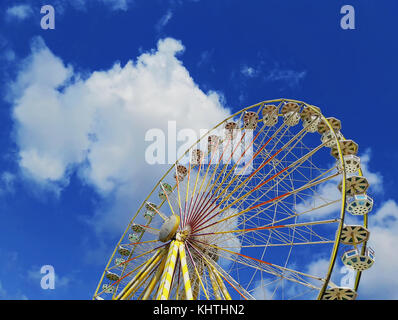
[178,242,193,300]
[212,267,231,300]
[175,165,183,220]
[207,264,222,300]
[108,244,161,272]
[189,155,203,220]
[116,249,163,300]
[94,99,269,299]
[123,260,157,300]
[156,240,179,300]
[185,162,192,213]
[121,250,165,300]
[192,275,200,300]
[189,256,209,300]
[161,183,177,218]
[142,252,167,300]
[95,98,358,301]
[314,106,347,300]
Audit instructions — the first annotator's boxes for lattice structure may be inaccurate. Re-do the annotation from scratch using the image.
[93,99,374,300]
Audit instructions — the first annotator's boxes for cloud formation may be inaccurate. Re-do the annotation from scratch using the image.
[358,199,398,299]
[239,62,307,88]
[9,36,230,233]
[5,4,33,21]
[156,10,173,32]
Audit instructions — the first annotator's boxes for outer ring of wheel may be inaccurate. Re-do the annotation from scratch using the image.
[93,98,365,300]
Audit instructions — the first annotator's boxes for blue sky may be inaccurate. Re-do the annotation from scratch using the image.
[0,0,397,299]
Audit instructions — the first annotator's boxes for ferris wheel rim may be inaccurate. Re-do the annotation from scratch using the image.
[93,98,368,300]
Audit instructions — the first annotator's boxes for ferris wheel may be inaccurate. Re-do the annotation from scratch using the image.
[93,98,375,300]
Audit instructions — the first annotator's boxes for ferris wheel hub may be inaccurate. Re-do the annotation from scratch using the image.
[158,215,180,242]
[176,225,191,242]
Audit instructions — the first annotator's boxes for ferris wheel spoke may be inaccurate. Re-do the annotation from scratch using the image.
[174,164,184,223]
[186,158,206,227]
[256,199,341,228]
[109,242,168,272]
[119,251,163,300]
[259,123,315,171]
[249,165,340,220]
[141,254,168,300]
[192,133,236,213]
[202,124,266,207]
[226,139,330,214]
[109,221,167,296]
[122,239,160,246]
[189,131,250,225]
[185,243,210,300]
[192,156,337,235]
[219,240,335,248]
[102,247,166,299]
[194,218,339,238]
[191,129,327,232]
[192,122,291,226]
[146,201,168,221]
[160,181,178,218]
[96,98,371,300]
[193,170,340,234]
[213,252,319,293]
[208,226,334,251]
[96,258,148,298]
[181,160,193,227]
[187,136,224,227]
[191,113,290,227]
[200,137,232,196]
[195,241,323,290]
[187,240,254,300]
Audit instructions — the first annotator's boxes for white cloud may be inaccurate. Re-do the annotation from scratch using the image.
[100,0,131,11]
[359,148,383,194]
[306,258,330,280]
[156,10,173,32]
[197,50,214,68]
[27,266,71,289]
[241,65,258,78]
[49,0,133,13]
[2,49,16,62]
[358,199,398,299]
[252,279,276,300]
[0,281,7,298]
[295,176,341,221]
[0,172,16,195]
[294,149,398,299]
[295,149,383,222]
[0,280,28,300]
[10,36,230,233]
[264,68,307,87]
[239,61,306,88]
[6,4,33,21]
